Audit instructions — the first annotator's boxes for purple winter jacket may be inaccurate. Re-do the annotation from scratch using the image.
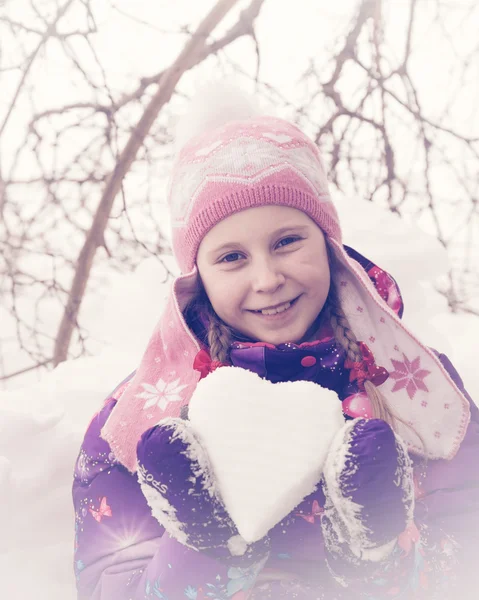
[73,250,479,600]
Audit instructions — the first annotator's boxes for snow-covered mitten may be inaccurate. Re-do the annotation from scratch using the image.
[321,419,414,570]
[137,417,270,566]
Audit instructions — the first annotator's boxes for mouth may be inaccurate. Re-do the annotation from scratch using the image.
[248,296,301,316]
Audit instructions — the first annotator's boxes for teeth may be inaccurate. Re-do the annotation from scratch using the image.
[260,301,291,315]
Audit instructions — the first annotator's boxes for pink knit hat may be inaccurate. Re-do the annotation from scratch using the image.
[168,115,341,273]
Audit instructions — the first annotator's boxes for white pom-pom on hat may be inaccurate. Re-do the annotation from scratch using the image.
[174,79,264,155]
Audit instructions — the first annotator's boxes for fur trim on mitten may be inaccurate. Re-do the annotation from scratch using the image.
[137,417,270,566]
[321,419,414,567]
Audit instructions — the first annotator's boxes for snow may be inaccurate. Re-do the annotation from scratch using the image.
[0,199,477,598]
[139,415,222,551]
[139,474,190,547]
[0,350,135,600]
[189,366,350,543]
[322,419,414,562]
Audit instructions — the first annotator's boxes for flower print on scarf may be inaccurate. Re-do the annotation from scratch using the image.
[137,377,188,411]
[389,354,431,399]
[367,265,402,316]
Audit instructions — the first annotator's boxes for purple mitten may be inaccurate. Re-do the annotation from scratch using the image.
[137,417,270,566]
[321,419,414,565]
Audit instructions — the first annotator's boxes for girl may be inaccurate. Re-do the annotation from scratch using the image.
[73,100,479,599]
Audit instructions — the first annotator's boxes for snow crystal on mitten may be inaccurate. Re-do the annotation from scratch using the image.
[321,418,414,562]
[137,417,270,566]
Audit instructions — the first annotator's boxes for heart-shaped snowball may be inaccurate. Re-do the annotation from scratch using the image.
[188,366,344,543]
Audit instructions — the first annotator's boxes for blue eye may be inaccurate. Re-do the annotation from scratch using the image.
[221,252,243,263]
[277,236,301,248]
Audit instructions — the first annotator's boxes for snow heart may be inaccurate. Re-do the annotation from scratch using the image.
[188,367,344,544]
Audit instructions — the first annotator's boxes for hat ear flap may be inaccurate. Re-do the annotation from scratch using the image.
[329,238,470,460]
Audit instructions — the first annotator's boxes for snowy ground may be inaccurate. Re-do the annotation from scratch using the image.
[0,199,477,599]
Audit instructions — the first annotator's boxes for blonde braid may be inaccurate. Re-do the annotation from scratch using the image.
[207,307,233,364]
[326,276,400,428]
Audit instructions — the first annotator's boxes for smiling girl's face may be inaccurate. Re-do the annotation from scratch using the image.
[196,205,331,345]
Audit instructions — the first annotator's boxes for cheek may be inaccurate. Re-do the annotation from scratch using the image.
[319,265,331,289]
[295,254,330,287]
[203,273,243,315]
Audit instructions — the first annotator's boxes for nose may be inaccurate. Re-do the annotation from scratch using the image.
[251,257,286,293]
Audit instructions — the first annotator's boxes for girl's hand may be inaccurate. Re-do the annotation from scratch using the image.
[321,418,414,563]
[137,417,270,567]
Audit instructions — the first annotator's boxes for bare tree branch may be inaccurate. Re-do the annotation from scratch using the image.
[1,0,477,385]
[53,0,266,365]
[0,0,77,137]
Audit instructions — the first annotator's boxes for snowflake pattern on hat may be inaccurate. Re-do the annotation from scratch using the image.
[170,136,328,225]
[168,116,336,274]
